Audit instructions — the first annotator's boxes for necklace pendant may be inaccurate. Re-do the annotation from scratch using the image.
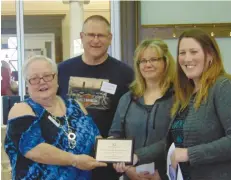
[68,132,76,141]
[63,115,76,149]
[69,139,76,149]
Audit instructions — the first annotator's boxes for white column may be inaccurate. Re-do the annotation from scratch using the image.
[16,0,26,100]
[69,1,84,58]
[110,0,121,60]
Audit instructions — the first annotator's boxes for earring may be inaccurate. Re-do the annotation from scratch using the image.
[209,60,212,66]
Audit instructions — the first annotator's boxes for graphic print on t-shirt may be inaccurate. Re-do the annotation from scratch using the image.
[68,77,111,110]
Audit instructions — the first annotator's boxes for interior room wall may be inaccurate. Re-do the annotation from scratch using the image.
[140,1,231,25]
[1,1,110,60]
[139,1,231,73]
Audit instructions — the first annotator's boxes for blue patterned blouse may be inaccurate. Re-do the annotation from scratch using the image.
[4,97,100,180]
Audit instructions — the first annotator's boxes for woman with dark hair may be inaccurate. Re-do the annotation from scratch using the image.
[168,29,231,180]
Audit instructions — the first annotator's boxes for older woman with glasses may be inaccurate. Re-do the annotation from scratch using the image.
[4,55,107,180]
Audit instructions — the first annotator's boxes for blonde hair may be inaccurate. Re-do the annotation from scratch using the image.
[130,39,176,97]
[171,28,231,116]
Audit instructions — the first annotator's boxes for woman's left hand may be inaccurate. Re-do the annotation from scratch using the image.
[170,148,189,169]
[113,162,131,173]
[113,154,139,173]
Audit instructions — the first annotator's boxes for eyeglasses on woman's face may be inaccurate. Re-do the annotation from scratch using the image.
[27,73,56,85]
[137,57,164,65]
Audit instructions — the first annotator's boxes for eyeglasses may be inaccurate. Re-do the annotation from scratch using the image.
[28,73,56,85]
[137,57,164,65]
[82,32,110,40]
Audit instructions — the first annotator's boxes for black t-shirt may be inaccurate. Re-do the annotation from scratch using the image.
[58,55,134,180]
[58,55,134,137]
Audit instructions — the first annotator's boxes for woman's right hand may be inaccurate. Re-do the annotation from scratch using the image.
[73,155,107,170]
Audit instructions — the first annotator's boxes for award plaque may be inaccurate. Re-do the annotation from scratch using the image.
[95,138,134,164]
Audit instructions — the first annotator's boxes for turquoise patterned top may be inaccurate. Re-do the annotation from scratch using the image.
[4,97,100,180]
[170,115,191,180]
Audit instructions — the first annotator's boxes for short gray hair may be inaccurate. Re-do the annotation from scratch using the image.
[82,15,111,33]
[23,55,58,78]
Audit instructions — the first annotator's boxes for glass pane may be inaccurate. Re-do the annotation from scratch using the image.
[23,1,63,64]
[1,1,19,97]
[1,2,18,172]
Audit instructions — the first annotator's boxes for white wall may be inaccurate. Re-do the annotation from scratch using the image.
[164,39,178,61]
[216,38,231,73]
[164,38,231,73]
[141,1,231,25]
[1,34,56,71]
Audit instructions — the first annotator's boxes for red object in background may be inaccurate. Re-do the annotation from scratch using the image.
[1,61,13,96]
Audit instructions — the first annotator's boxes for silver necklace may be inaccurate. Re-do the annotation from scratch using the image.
[48,114,77,149]
[47,97,77,149]
[63,115,76,149]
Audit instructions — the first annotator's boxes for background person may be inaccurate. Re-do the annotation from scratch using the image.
[1,60,13,96]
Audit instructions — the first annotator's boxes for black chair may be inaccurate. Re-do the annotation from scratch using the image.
[10,96,21,108]
[24,95,29,100]
[2,96,10,125]
[2,96,21,125]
